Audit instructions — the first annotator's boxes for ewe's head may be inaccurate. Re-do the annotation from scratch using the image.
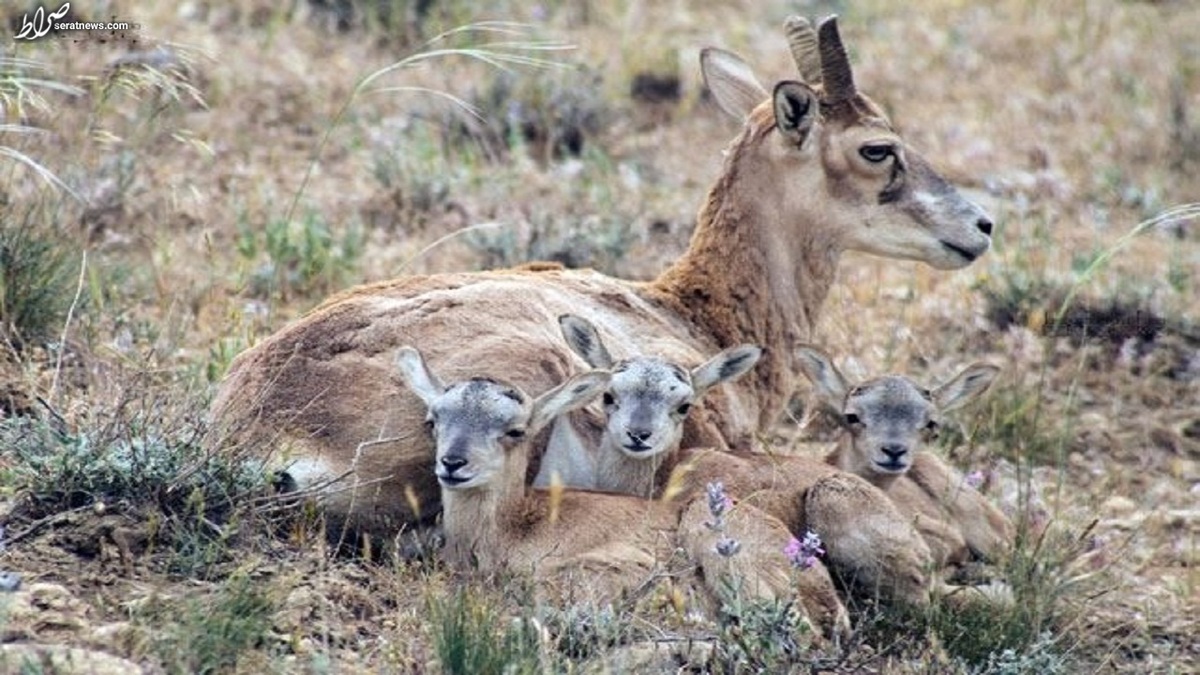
[795,346,998,479]
[701,15,993,271]
[559,315,761,460]
[395,346,609,490]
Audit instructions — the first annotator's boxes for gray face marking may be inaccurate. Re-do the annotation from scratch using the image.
[429,378,531,489]
[605,358,695,458]
[843,376,938,476]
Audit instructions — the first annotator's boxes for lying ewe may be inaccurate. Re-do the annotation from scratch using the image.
[396,346,848,634]
[794,346,1014,568]
[207,16,994,543]
[535,314,762,497]
[545,315,966,610]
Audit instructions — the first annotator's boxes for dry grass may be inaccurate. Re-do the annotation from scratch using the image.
[0,0,1196,672]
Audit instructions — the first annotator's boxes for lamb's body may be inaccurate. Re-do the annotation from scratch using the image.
[832,448,1014,567]
[206,17,994,542]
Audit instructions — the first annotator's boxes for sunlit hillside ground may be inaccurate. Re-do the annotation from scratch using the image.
[0,0,1196,671]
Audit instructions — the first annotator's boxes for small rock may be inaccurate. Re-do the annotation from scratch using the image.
[87,621,142,654]
[1101,495,1138,517]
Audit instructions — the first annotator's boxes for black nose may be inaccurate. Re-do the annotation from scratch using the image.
[976,216,993,237]
[881,444,908,460]
[441,455,468,473]
[627,429,652,442]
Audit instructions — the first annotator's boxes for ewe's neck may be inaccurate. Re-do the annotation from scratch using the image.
[653,120,840,427]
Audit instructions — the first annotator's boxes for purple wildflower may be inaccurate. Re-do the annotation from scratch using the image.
[705,481,733,530]
[714,536,741,558]
[784,530,825,570]
[706,482,732,518]
[964,470,985,490]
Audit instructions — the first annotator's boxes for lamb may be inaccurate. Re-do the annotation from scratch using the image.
[395,346,849,636]
[206,16,994,543]
[793,346,1014,568]
[534,314,762,497]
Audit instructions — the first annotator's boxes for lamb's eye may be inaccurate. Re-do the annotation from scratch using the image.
[505,428,526,439]
[859,144,893,163]
[602,393,615,406]
[844,413,861,426]
[676,403,692,416]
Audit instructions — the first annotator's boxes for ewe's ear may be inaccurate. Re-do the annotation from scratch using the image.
[558,314,614,369]
[395,346,444,408]
[692,345,762,395]
[933,364,1000,413]
[773,81,818,146]
[701,47,770,121]
[529,371,612,436]
[793,345,849,412]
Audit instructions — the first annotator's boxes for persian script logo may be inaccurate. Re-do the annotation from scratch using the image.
[13,2,71,41]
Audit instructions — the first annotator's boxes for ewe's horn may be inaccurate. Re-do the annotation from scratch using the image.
[818,15,857,103]
[783,16,821,84]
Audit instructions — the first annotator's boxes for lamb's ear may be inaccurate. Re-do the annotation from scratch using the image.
[529,371,611,436]
[558,314,614,369]
[701,47,770,121]
[933,364,1000,413]
[773,81,818,146]
[692,345,763,396]
[793,345,849,413]
[395,346,444,408]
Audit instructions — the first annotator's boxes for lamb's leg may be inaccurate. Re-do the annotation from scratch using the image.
[804,472,936,607]
[909,454,1014,562]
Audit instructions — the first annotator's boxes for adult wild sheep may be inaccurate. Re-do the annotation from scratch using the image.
[207,17,994,542]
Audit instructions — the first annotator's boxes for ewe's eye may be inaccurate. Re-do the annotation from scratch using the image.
[676,403,692,416]
[602,393,615,406]
[859,144,893,163]
[505,428,526,439]
[844,413,861,426]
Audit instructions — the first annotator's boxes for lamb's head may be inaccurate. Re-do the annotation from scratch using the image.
[395,346,610,490]
[701,16,993,271]
[559,315,762,460]
[795,346,999,481]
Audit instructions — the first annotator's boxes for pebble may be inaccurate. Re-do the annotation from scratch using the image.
[0,571,21,592]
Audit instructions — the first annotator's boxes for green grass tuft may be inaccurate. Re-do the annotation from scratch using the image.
[140,574,278,675]
[427,588,546,675]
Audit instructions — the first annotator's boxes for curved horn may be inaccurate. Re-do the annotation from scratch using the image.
[783,16,821,84]
[818,15,857,103]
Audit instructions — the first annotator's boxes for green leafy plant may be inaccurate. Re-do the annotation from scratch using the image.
[236,209,364,301]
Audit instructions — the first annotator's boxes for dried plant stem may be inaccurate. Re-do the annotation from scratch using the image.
[49,249,87,406]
